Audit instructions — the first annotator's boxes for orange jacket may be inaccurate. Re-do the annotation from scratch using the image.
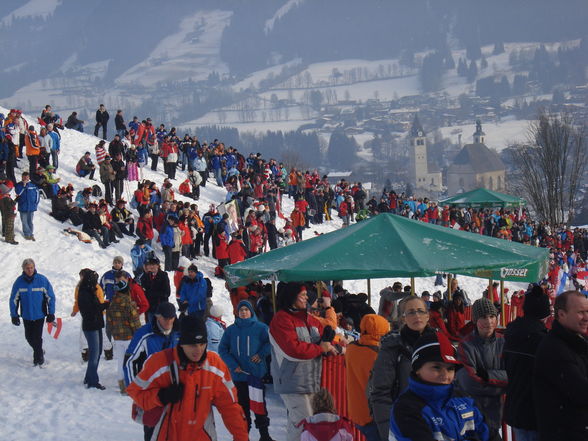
[127,348,248,441]
[345,314,390,426]
[25,131,41,156]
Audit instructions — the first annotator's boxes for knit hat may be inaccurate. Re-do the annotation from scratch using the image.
[113,256,124,265]
[179,315,208,345]
[155,302,176,319]
[277,282,306,310]
[411,331,461,372]
[523,285,551,319]
[472,297,498,323]
[209,304,223,318]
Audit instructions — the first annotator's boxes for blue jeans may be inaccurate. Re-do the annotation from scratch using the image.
[512,428,539,441]
[20,211,34,237]
[83,330,103,387]
[51,150,59,169]
[356,422,382,441]
[213,168,223,187]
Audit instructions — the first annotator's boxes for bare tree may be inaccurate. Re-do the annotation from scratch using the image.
[512,111,587,226]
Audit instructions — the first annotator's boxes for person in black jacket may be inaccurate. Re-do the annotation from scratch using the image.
[82,203,109,248]
[368,296,434,441]
[533,290,588,441]
[77,269,108,390]
[65,112,84,132]
[111,152,126,202]
[137,257,171,322]
[94,104,109,139]
[108,134,125,159]
[114,109,126,138]
[503,285,550,441]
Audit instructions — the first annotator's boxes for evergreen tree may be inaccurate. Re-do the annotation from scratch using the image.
[467,60,478,82]
[457,57,468,76]
[327,130,357,170]
[481,56,488,69]
[493,41,505,55]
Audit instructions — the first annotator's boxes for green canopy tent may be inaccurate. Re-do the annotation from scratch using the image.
[440,188,526,208]
[225,213,548,289]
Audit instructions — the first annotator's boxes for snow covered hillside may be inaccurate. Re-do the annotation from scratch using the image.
[0,106,528,440]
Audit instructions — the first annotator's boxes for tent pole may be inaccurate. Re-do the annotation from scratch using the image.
[500,280,505,327]
[367,279,371,306]
[447,274,452,301]
[410,277,415,296]
[271,280,277,314]
[488,279,493,300]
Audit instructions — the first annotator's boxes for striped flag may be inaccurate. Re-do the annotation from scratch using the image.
[556,267,568,295]
[247,375,266,415]
[46,318,63,339]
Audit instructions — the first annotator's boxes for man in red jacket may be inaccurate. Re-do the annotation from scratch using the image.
[227,233,248,264]
[115,271,149,315]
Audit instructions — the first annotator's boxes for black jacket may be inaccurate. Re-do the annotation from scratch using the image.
[503,316,547,430]
[111,159,127,180]
[108,140,125,158]
[533,320,588,441]
[115,114,126,130]
[77,283,107,331]
[368,326,434,440]
[83,211,102,231]
[137,270,171,314]
[95,109,109,125]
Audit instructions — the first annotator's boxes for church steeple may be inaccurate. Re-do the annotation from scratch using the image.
[473,118,485,144]
[410,114,425,137]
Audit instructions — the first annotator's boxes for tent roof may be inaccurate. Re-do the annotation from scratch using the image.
[440,188,526,208]
[225,213,548,287]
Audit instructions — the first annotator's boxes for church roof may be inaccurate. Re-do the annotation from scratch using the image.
[410,114,425,137]
[451,143,505,173]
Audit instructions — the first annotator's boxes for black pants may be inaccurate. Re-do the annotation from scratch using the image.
[199,171,207,187]
[165,161,177,180]
[103,181,114,205]
[143,426,154,441]
[116,221,134,236]
[150,154,158,171]
[203,232,212,257]
[163,245,173,271]
[23,318,45,364]
[94,123,107,139]
[27,155,39,175]
[235,381,269,430]
[114,179,124,202]
[191,232,203,257]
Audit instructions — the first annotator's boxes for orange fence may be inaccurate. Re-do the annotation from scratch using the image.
[321,355,365,441]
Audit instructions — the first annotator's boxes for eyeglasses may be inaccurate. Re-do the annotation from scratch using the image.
[403,309,429,317]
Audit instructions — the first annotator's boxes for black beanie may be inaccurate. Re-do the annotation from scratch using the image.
[523,285,551,319]
[179,315,208,345]
[411,331,461,372]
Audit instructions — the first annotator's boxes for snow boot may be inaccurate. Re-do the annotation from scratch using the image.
[104,348,113,360]
[258,427,274,441]
[118,379,127,395]
[81,349,89,362]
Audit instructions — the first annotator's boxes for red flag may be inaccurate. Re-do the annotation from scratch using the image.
[46,318,63,339]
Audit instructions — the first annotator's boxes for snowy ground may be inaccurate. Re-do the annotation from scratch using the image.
[0,106,528,440]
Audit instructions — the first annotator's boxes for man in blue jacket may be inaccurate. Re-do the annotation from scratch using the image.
[10,258,56,366]
[178,264,208,319]
[219,300,273,440]
[15,172,39,241]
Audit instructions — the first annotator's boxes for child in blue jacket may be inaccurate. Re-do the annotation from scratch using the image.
[219,300,273,441]
[390,331,489,441]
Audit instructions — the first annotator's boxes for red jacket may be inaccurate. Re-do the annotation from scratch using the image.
[178,222,192,245]
[447,306,466,337]
[129,280,150,315]
[137,217,154,240]
[135,123,155,145]
[216,233,229,260]
[248,231,263,253]
[429,309,459,342]
[227,240,248,264]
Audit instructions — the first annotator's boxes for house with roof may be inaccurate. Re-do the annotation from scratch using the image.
[446,120,506,195]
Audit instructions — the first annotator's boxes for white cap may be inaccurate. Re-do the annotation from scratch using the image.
[209,304,223,318]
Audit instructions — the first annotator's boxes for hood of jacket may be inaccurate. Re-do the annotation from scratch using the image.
[358,314,390,346]
[235,300,258,328]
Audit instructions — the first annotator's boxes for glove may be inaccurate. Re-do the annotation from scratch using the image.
[11,316,20,326]
[476,367,489,382]
[46,314,56,323]
[158,383,184,405]
[321,325,336,343]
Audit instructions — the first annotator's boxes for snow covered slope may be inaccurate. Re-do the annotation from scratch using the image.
[0,106,527,440]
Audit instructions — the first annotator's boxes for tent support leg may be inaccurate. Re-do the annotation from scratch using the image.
[500,280,505,327]
[410,277,415,296]
[488,279,493,300]
[367,279,371,306]
[271,280,277,314]
[447,274,452,301]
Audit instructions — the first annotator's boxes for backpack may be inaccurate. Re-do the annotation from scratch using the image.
[92,185,102,198]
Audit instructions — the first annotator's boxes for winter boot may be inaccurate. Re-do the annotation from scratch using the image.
[258,427,274,441]
[81,348,89,362]
[118,379,127,396]
[104,348,113,360]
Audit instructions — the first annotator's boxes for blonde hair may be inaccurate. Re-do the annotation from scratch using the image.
[311,388,336,415]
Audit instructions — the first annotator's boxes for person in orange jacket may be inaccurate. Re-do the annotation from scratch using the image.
[290,207,305,242]
[24,125,41,175]
[127,315,249,441]
[345,314,390,440]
